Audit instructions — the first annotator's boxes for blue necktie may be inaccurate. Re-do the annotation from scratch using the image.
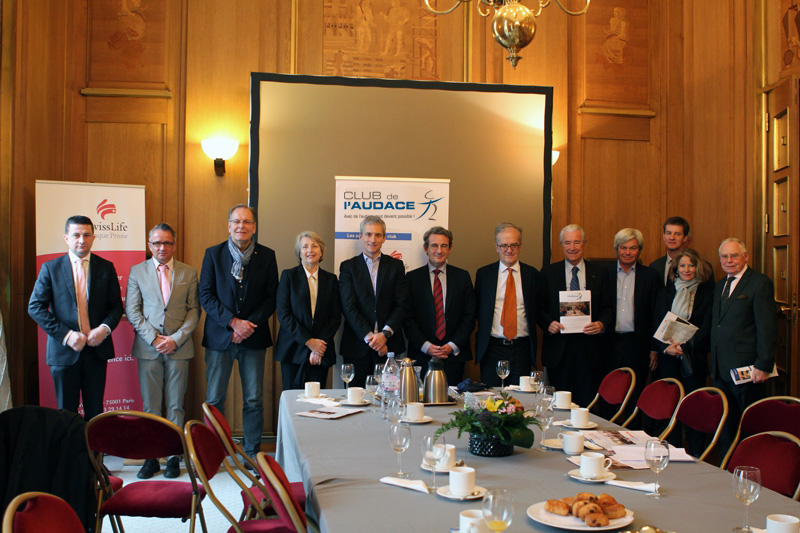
[570,266,580,291]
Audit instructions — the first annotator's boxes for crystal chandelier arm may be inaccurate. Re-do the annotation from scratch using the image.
[551,0,591,16]
[423,0,466,15]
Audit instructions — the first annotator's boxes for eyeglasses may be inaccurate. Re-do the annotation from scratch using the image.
[149,241,175,248]
[720,254,742,260]
[496,243,521,251]
[229,219,255,226]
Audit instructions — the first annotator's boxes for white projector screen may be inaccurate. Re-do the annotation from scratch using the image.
[249,73,553,275]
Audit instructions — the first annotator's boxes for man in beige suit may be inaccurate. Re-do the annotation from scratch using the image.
[126,223,199,479]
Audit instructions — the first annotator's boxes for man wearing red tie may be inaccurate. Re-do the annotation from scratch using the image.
[28,215,123,420]
[474,222,539,387]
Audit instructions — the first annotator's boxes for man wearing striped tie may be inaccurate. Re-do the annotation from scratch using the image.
[404,227,475,385]
[28,215,123,421]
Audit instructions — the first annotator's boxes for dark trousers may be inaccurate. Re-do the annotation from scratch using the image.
[546,339,599,408]
[50,351,108,420]
[478,337,532,387]
[713,377,767,463]
[281,361,331,391]
[610,333,649,419]
[344,352,384,388]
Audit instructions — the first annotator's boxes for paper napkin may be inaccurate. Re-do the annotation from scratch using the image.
[605,480,657,492]
[380,477,430,493]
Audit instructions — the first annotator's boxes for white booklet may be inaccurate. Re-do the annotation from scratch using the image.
[558,290,591,333]
[297,407,364,419]
[653,311,698,344]
[730,364,779,385]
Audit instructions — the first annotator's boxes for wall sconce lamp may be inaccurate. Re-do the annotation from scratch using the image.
[201,138,239,176]
[552,150,560,166]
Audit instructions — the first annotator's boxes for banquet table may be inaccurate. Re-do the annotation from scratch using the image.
[276,390,800,532]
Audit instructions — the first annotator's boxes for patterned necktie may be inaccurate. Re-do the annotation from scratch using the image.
[500,267,517,341]
[721,276,734,300]
[158,264,171,305]
[433,269,445,341]
[308,273,317,318]
[73,258,90,334]
[570,265,580,291]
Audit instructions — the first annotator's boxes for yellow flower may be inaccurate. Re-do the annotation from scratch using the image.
[485,397,500,412]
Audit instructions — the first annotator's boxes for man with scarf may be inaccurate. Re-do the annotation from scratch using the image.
[199,204,278,464]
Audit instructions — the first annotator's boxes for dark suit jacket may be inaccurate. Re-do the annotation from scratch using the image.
[651,281,713,378]
[199,241,278,351]
[605,262,660,362]
[474,261,539,365]
[537,260,614,369]
[274,265,341,367]
[404,263,475,365]
[28,253,123,366]
[710,267,777,382]
[338,253,407,358]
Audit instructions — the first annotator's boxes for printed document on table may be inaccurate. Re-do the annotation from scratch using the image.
[297,407,363,419]
[558,290,591,333]
[653,311,698,344]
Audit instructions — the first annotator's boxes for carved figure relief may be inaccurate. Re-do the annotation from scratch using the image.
[108,0,147,71]
[601,7,629,66]
[780,1,800,71]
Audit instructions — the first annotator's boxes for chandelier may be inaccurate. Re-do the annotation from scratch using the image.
[423,0,590,68]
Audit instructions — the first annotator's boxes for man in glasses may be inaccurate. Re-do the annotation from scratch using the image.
[126,223,199,479]
[474,222,539,386]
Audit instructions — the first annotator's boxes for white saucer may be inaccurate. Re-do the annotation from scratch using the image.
[514,388,540,394]
[567,469,617,483]
[436,485,487,500]
[340,400,370,406]
[542,438,563,450]
[421,462,452,473]
[401,415,433,424]
[563,421,598,430]
[297,393,328,400]
[554,402,580,410]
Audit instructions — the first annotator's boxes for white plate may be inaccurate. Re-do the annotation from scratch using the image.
[554,402,580,410]
[401,415,433,424]
[420,462,452,473]
[340,400,371,406]
[562,421,598,430]
[513,388,541,394]
[567,469,617,483]
[542,438,563,450]
[296,393,328,400]
[526,502,634,531]
[436,485,487,501]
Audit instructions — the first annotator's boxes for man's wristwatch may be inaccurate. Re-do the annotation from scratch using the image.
[382,329,393,339]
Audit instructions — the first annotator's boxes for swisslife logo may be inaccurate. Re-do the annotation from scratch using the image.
[93,199,129,235]
[96,199,117,219]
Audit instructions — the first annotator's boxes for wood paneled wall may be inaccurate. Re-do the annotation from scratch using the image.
[0,0,769,430]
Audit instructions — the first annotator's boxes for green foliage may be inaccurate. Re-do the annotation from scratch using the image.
[435,392,540,448]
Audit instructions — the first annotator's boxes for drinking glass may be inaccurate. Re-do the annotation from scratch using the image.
[388,423,410,478]
[341,363,354,390]
[540,386,555,410]
[536,401,554,450]
[387,397,405,424]
[421,434,446,492]
[365,375,379,412]
[496,360,510,389]
[482,488,514,532]
[732,466,761,532]
[644,438,670,498]
[529,370,544,392]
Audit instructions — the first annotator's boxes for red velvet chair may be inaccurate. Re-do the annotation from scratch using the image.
[661,386,728,461]
[202,403,306,521]
[85,411,207,533]
[721,396,800,469]
[726,431,800,500]
[2,491,85,533]
[586,367,636,423]
[184,421,293,533]
[256,454,309,533]
[622,377,685,438]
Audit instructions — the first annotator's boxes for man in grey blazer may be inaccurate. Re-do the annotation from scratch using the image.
[126,223,199,479]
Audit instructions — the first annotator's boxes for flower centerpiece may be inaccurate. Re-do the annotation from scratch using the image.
[435,392,540,457]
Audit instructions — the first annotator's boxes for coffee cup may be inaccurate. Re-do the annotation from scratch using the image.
[570,407,589,428]
[405,402,424,421]
[304,381,320,398]
[460,509,490,533]
[520,376,534,391]
[767,515,800,533]
[579,452,612,479]
[449,466,476,497]
[554,390,572,409]
[558,430,584,455]
[435,443,456,469]
[347,386,364,404]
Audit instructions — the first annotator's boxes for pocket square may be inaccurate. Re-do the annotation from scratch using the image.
[736,294,748,299]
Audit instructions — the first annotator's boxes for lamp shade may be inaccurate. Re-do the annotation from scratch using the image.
[201,138,239,160]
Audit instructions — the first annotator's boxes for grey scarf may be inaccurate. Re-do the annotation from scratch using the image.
[671,277,700,320]
[228,237,254,281]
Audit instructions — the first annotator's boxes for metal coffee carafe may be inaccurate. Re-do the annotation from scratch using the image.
[397,357,420,404]
[423,357,449,403]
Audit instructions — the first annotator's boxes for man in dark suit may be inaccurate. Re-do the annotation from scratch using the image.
[650,216,691,286]
[475,222,538,387]
[605,228,660,412]
[199,204,278,461]
[339,216,408,387]
[274,231,341,390]
[28,215,123,420]
[126,223,199,479]
[404,227,475,385]
[538,224,614,407]
[711,237,777,449]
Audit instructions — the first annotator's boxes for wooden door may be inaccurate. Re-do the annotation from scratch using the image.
[765,76,799,396]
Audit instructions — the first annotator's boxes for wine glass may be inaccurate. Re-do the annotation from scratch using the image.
[388,423,410,478]
[732,466,761,532]
[530,370,544,392]
[365,375,379,412]
[541,386,555,410]
[496,360,510,390]
[644,438,670,498]
[482,488,514,532]
[536,400,554,450]
[421,434,446,492]
[341,363,355,390]
[387,397,405,424]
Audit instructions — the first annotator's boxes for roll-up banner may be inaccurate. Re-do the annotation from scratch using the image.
[35,180,145,413]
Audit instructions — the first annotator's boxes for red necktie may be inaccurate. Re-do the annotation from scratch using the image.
[500,267,517,341]
[433,269,445,341]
